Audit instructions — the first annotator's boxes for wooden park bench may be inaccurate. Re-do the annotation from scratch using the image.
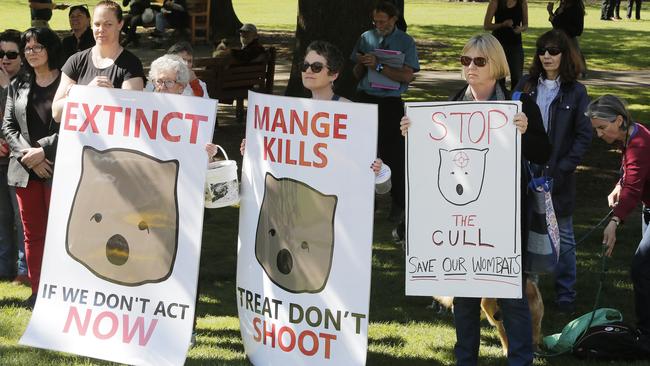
[194,47,277,122]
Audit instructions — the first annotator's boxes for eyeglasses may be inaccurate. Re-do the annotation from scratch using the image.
[0,50,19,59]
[153,79,178,89]
[536,47,562,56]
[301,61,327,73]
[460,56,488,67]
[24,45,45,54]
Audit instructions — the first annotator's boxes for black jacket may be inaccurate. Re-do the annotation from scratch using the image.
[551,4,584,38]
[1,73,59,188]
[516,75,592,216]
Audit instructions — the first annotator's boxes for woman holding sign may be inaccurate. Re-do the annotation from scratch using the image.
[1,27,62,309]
[401,33,550,365]
[52,0,145,122]
[587,94,650,342]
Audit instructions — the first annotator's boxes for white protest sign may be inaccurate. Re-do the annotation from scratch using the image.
[405,101,522,298]
[236,91,377,365]
[20,86,216,366]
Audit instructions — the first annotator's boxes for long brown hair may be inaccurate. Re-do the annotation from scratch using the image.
[523,29,583,92]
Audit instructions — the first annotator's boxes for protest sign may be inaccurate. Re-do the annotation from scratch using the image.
[404,101,522,298]
[237,91,377,365]
[20,86,216,366]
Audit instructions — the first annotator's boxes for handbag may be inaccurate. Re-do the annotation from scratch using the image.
[525,163,561,274]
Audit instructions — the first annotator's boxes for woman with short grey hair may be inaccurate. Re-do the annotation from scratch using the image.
[587,94,650,341]
[148,54,189,94]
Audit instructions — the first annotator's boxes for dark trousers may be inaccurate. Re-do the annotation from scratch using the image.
[633,208,650,335]
[627,0,642,19]
[16,180,51,295]
[602,0,613,18]
[355,92,405,209]
[501,43,524,91]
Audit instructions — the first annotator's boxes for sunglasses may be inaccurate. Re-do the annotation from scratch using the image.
[536,47,562,56]
[301,61,327,73]
[0,50,19,60]
[460,56,488,67]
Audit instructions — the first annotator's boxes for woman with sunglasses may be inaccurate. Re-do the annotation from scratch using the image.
[514,29,591,315]
[587,94,650,341]
[52,0,145,122]
[241,41,382,174]
[0,29,28,286]
[400,34,550,364]
[1,27,62,309]
[484,0,528,90]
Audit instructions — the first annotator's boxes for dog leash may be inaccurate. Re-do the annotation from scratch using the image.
[558,209,614,258]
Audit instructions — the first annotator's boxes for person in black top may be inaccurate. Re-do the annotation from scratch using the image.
[52,0,145,123]
[121,0,152,47]
[231,24,266,64]
[548,0,587,74]
[1,27,62,309]
[61,5,95,61]
[484,0,529,90]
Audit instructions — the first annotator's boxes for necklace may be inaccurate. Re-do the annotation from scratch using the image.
[92,46,123,69]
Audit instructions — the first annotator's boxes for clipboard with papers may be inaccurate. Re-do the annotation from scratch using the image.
[368,48,406,90]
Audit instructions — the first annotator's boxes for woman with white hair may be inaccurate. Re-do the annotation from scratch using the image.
[400,33,550,365]
[148,53,189,95]
[587,94,650,341]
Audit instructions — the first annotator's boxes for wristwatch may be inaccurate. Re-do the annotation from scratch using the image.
[375,63,384,73]
[610,216,621,227]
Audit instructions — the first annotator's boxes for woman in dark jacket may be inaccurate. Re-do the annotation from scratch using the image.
[515,29,592,314]
[401,34,550,365]
[1,27,61,308]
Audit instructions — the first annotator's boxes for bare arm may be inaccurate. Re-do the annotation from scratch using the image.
[52,72,76,123]
[122,77,144,91]
[484,0,512,31]
[516,0,529,33]
[357,53,415,83]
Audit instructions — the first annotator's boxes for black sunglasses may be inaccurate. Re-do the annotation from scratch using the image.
[301,61,327,73]
[460,56,488,67]
[537,47,562,56]
[0,50,19,60]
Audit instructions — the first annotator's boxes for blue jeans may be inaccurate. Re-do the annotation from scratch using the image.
[554,216,576,304]
[0,165,25,277]
[633,210,650,334]
[453,294,533,366]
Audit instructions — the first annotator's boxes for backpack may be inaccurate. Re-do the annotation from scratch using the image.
[573,322,650,360]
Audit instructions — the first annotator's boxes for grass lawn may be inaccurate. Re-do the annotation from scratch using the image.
[2,1,650,365]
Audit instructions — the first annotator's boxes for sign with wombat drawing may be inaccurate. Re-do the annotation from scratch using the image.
[404,101,522,298]
[20,86,216,365]
[237,91,377,365]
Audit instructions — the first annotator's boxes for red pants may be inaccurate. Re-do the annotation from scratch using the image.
[16,180,51,295]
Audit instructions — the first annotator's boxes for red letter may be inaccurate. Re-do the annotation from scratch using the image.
[271,108,287,133]
[92,311,118,340]
[320,332,337,359]
[311,112,330,138]
[429,112,448,141]
[63,102,79,131]
[135,109,158,140]
[103,105,122,135]
[122,107,131,136]
[488,109,508,144]
[263,320,276,347]
[79,103,101,133]
[185,113,208,144]
[290,110,308,135]
[285,139,297,165]
[254,105,270,130]
[161,112,182,142]
[278,326,296,352]
[62,306,91,335]
[298,140,312,167]
[312,143,328,168]
[122,315,158,346]
[333,114,347,139]
[297,330,319,356]
[468,111,486,144]
[263,136,276,162]
[253,317,262,342]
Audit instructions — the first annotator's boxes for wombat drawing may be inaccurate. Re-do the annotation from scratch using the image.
[437,148,488,206]
[255,173,337,293]
[66,146,179,286]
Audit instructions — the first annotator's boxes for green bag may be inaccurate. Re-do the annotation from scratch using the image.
[543,308,623,354]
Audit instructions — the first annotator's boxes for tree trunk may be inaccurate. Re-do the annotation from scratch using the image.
[210,0,243,39]
[285,0,375,99]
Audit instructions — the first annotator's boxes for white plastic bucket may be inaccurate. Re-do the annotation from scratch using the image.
[375,163,392,194]
[204,145,239,208]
